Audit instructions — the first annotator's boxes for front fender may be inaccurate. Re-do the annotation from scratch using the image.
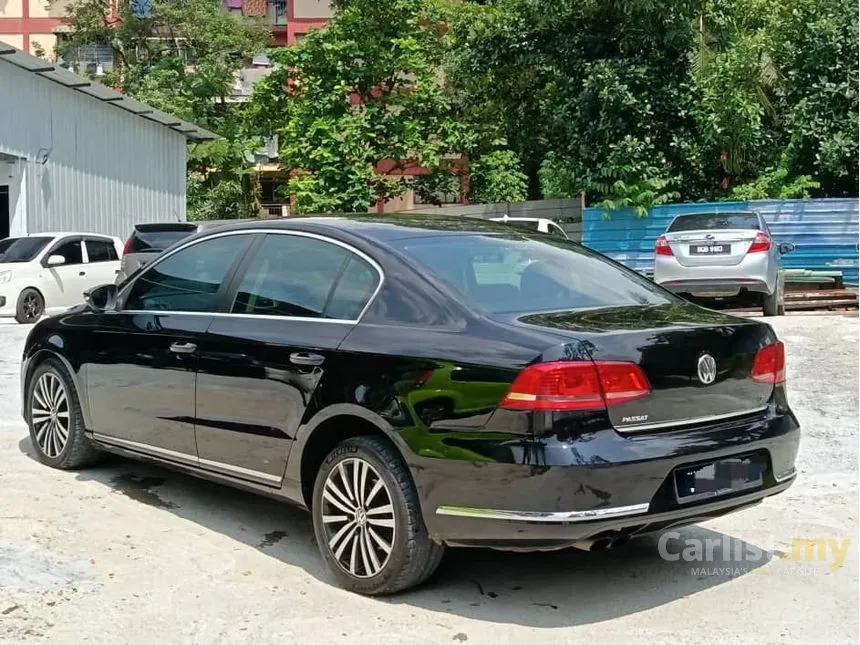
[21,342,91,429]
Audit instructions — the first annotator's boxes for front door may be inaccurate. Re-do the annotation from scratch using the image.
[41,237,92,312]
[195,232,382,485]
[84,233,254,461]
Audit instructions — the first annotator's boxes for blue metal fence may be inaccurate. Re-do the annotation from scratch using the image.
[581,199,859,285]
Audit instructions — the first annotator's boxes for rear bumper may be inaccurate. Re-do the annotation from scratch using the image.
[412,396,800,549]
[654,253,774,295]
[658,278,770,296]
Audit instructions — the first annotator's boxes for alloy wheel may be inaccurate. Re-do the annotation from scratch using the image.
[22,293,41,321]
[31,372,70,458]
[320,457,396,578]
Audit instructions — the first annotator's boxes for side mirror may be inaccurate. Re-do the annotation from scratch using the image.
[778,242,796,255]
[83,283,118,312]
[46,254,66,266]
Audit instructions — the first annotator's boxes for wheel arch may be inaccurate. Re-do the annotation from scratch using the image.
[284,404,414,511]
[16,286,46,317]
[21,348,92,429]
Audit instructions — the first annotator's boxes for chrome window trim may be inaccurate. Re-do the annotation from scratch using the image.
[92,433,282,485]
[615,406,769,433]
[116,227,385,324]
[435,502,650,523]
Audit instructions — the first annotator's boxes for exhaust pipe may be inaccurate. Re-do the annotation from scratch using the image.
[572,537,614,552]
[607,535,631,550]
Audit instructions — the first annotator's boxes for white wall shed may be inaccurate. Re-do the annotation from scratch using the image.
[0,40,216,241]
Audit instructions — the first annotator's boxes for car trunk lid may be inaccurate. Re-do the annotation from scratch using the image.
[664,228,759,267]
[511,304,777,432]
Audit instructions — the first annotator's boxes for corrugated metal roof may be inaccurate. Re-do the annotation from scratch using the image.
[0,40,218,142]
[582,199,859,285]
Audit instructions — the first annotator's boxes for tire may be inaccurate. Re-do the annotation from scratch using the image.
[763,279,784,317]
[15,288,44,324]
[311,435,444,595]
[25,359,101,470]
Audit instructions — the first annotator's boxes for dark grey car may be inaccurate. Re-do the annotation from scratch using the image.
[117,220,259,284]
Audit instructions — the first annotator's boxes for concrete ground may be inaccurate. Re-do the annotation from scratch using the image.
[0,314,857,644]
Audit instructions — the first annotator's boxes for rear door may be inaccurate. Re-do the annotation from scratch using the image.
[194,232,382,485]
[83,233,254,460]
[83,236,121,286]
[664,212,761,268]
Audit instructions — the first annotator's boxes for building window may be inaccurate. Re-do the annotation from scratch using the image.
[57,42,115,77]
[269,0,287,25]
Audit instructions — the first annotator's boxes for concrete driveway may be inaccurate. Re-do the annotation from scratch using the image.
[0,314,857,644]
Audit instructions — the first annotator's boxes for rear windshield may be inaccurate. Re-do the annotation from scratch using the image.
[129,226,197,253]
[668,213,761,232]
[393,234,674,314]
[0,236,52,263]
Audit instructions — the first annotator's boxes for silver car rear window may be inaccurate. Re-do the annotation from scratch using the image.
[668,213,761,232]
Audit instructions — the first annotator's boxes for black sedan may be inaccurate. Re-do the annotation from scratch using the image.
[20,215,800,595]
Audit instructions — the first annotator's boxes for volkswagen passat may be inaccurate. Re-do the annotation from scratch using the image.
[20,216,800,595]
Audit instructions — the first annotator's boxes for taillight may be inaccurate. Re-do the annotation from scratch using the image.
[655,235,673,256]
[748,231,771,253]
[751,341,786,384]
[122,237,132,255]
[500,361,650,411]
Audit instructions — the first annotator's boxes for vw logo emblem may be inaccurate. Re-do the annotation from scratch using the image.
[697,354,717,385]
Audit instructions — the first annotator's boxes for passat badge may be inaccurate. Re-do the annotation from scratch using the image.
[697,354,717,385]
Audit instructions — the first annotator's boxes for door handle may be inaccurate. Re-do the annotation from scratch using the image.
[290,352,325,366]
[78,271,86,276]
[170,342,197,354]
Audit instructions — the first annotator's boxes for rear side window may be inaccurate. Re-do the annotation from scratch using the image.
[125,235,248,312]
[326,256,379,319]
[129,226,197,252]
[86,239,118,262]
[668,213,761,232]
[394,234,674,315]
[232,234,350,318]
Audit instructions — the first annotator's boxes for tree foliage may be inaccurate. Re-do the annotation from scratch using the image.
[444,0,857,213]
[246,0,471,214]
[57,0,857,217]
[58,0,270,219]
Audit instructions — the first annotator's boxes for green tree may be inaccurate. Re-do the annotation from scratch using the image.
[468,148,528,203]
[445,0,702,213]
[58,0,270,219]
[246,0,471,214]
[772,0,858,196]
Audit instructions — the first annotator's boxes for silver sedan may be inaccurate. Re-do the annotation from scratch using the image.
[653,210,795,316]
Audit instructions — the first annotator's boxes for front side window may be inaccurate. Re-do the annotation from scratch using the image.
[125,235,248,312]
[50,240,84,266]
[394,234,675,315]
[232,234,356,318]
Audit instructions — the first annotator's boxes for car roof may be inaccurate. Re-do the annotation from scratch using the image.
[192,214,531,244]
[28,232,120,239]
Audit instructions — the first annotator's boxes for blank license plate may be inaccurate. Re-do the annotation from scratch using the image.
[690,244,730,255]
[673,455,765,504]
